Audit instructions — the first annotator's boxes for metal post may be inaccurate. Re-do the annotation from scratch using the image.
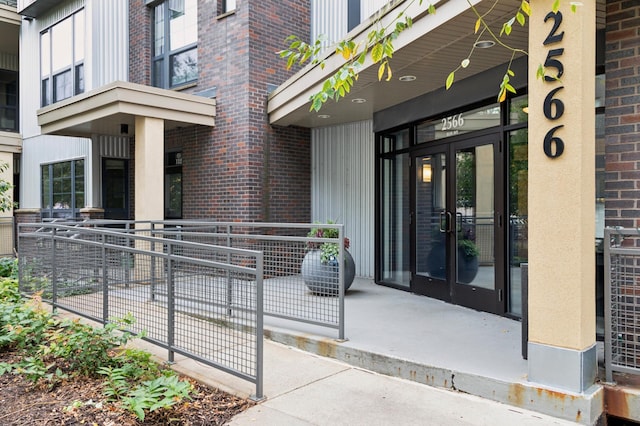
[253,252,264,401]
[150,222,156,301]
[604,228,614,383]
[338,225,345,340]
[125,222,131,288]
[51,227,58,310]
[226,225,233,316]
[102,232,109,323]
[167,242,175,364]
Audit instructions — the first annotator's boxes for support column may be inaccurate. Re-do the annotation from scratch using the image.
[527,0,596,393]
[134,116,164,223]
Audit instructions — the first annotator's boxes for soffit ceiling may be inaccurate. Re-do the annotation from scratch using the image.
[269,0,606,129]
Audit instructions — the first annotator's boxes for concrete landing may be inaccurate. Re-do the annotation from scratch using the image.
[260,278,604,425]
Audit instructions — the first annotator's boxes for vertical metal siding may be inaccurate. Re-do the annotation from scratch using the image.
[311,1,396,45]
[0,53,18,72]
[360,0,393,21]
[311,0,348,44]
[312,120,375,278]
[98,135,131,159]
[20,135,92,208]
[36,0,85,30]
[20,0,85,138]
[90,0,128,86]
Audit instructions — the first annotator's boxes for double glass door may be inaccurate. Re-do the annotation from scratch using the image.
[412,134,504,313]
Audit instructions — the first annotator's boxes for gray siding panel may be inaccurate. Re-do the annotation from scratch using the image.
[36,0,85,29]
[0,53,18,71]
[311,0,347,44]
[20,135,92,209]
[311,0,394,43]
[361,0,393,20]
[312,120,375,278]
[98,135,130,159]
[90,0,128,86]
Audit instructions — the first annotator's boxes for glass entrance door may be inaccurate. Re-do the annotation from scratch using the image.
[412,135,504,313]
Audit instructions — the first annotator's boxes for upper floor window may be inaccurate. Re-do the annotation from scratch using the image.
[0,70,18,132]
[40,9,85,107]
[224,0,236,12]
[153,0,198,89]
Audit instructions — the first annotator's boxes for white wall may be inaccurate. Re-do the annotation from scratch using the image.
[312,120,375,278]
[19,0,130,209]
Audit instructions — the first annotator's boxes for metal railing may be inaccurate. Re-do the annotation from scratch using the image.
[17,222,265,399]
[604,227,640,382]
[46,220,348,338]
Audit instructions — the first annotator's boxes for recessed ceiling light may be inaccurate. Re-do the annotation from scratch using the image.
[474,40,495,49]
[351,98,366,104]
[399,75,416,82]
[318,114,330,119]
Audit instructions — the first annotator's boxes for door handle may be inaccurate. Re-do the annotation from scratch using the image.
[440,211,453,233]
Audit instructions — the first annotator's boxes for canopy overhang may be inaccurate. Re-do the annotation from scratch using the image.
[268,0,605,129]
[37,81,216,137]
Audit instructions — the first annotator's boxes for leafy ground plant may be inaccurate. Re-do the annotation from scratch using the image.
[0,277,252,424]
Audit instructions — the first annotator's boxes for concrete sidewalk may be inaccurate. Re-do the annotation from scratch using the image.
[131,336,576,425]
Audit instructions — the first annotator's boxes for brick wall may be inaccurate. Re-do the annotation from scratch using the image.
[128,0,311,223]
[129,0,152,86]
[605,1,640,228]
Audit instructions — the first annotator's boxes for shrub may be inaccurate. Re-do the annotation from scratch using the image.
[0,257,17,279]
[0,276,195,420]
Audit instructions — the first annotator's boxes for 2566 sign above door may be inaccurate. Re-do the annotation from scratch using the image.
[541,10,565,158]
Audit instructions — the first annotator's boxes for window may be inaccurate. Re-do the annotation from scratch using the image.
[153,0,198,89]
[40,9,85,107]
[0,70,18,132]
[224,0,236,12]
[41,160,85,218]
[165,152,182,218]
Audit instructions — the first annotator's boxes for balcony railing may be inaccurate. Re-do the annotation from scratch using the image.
[0,0,17,8]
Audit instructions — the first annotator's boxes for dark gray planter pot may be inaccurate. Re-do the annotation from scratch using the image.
[301,249,356,296]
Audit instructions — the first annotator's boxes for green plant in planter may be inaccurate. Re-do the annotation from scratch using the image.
[307,221,350,265]
[458,238,479,258]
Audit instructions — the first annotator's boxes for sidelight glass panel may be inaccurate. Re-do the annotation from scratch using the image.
[508,129,528,316]
[416,153,447,281]
[380,153,410,287]
[455,144,494,289]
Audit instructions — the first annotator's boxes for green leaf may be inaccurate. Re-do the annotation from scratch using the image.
[516,12,525,26]
[310,96,322,112]
[445,71,455,90]
[552,0,560,12]
[536,64,545,80]
[428,4,436,14]
[474,18,481,34]
[521,1,531,16]
[371,43,384,63]
[507,69,515,77]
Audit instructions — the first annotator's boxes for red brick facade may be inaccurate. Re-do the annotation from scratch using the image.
[605,1,640,228]
[129,0,311,222]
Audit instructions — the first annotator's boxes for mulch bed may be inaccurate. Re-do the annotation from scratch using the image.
[0,351,253,425]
